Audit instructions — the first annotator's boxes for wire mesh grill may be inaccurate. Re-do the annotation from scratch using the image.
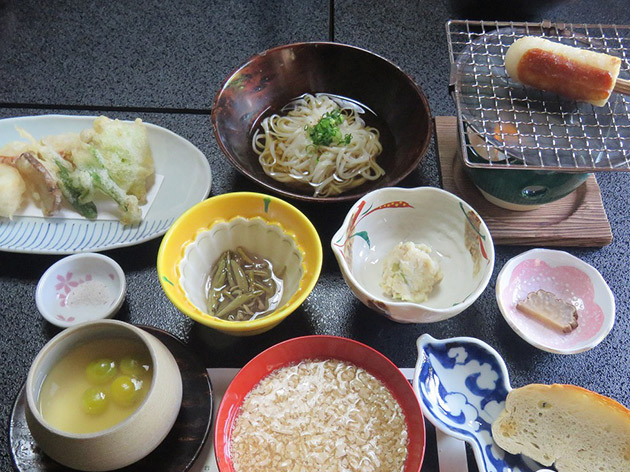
[447,20,630,171]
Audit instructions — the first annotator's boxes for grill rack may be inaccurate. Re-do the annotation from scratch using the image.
[447,19,630,171]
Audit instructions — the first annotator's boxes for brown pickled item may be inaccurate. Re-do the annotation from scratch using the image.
[204,247,284,321]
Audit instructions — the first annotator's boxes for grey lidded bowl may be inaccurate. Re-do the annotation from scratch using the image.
[25,320,183,471]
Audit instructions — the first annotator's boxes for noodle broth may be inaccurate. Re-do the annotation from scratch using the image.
[251,93,395,197]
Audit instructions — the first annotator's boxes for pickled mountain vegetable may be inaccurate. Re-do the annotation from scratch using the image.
[205,247,284,321]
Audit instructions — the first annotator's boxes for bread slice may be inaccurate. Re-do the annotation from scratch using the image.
[492,384,630,472]
[516,289,578,333]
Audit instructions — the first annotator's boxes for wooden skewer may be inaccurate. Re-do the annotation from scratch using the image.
[613,77,630,95]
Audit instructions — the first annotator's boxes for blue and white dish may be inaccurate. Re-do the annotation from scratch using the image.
[413,334,544,472]
[0,115,212,254]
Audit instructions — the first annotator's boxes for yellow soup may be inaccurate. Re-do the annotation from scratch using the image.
[38,337,152,434]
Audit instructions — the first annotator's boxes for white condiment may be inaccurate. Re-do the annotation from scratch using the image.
[381,241,443,303]
[65,280,110,307]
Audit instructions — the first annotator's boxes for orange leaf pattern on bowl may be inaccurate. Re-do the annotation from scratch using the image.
[461,202,489,276]
[333,199,414,266]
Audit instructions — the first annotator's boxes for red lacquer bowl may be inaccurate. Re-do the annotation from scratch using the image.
[214,335,425,471]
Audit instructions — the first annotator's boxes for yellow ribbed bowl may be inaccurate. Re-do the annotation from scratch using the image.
[157,192,322,336]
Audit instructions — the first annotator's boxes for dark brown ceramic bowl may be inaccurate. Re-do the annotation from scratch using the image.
[211,42,433,203]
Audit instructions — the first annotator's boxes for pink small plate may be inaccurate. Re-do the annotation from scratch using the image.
[496,248,615,354]
[36,253,126,328]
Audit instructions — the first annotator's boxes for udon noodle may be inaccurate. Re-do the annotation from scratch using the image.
[252,94,384,197]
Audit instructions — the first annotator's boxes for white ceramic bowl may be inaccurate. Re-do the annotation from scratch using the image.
[25,320,183,471]
[36,253,126,328]
[180,216,303,318]
[496,248,615,354]
[331,186,495,323]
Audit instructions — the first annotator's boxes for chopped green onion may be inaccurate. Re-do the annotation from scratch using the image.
[305,109,352,146]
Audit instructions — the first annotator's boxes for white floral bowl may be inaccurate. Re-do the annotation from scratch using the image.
[496,248,615,354]
[36,253,126,328]
[331,186,495,323]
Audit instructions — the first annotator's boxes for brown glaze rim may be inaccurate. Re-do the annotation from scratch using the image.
[211,41,433,204]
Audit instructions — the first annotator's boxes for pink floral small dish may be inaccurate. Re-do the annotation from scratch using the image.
[496,248,615,354]
[36,253,126,328]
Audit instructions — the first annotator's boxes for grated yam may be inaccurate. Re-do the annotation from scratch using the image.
[230,359,408,472]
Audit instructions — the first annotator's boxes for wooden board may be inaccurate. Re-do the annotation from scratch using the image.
[435,116,612,247]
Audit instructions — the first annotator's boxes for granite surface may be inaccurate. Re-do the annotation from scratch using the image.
[1,1,630,471]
